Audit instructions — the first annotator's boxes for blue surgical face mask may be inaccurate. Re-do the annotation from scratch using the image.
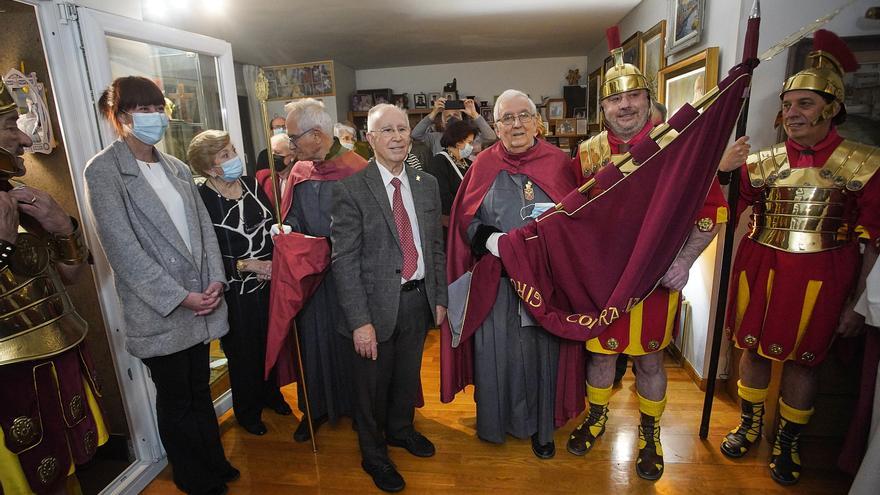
[219,155,243,181]
[128,112,169,145]
[272,127,286,136]
[520,202,555,220]
[459,142,473,159]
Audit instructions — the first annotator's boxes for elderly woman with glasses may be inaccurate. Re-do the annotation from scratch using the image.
[442,89,581,460]
[187,130,291,438]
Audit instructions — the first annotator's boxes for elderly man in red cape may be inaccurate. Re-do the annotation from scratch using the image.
[718,30,880,486]
[442,89,579,459]
[257,98,367,442]
[559,27,729,481]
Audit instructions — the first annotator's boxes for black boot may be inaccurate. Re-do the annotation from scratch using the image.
[566,402,608,456]
[720,399,764,458]
[293,414,327,442]
[636,412,664,481]
[769,418,803,486]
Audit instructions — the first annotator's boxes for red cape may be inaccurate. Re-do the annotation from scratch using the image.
[261,149,367,384]
[440,138,584,426]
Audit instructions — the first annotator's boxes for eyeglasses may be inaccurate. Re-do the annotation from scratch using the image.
[288,128,318,149]
[369,126,411,139]
[496,112,535,126]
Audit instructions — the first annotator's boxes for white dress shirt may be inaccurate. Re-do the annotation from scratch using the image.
[137,159,192,254]
[376,160,425,283]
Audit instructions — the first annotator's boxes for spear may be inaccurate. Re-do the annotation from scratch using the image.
[255,69,317,452]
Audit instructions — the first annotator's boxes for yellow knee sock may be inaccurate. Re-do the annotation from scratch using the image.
[737,380,769,404]
[587,384,613,406]
[778,398,813,425]
[638,393,667,418]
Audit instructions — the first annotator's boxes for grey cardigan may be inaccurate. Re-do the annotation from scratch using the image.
[84,140,228,359]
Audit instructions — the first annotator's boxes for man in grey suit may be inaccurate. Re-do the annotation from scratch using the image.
[331,104,447,493]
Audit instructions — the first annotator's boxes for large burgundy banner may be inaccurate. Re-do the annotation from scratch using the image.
[458,62,754,346]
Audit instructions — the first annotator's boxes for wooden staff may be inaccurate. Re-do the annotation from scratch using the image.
[255,69,317,453]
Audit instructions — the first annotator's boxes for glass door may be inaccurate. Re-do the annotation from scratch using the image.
[28,2,244,492]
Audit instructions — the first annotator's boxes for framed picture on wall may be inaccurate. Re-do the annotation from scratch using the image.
[263,60,335,100]
[413,92,428,108]
[547,99,566,121]
[370,88,393,105]
[351,93,374,112]
[588,68,601,125]
[576,118,588,135]
[667,0,705,56]
[480,106,494,123]
[392,93,409,109]
[640,20,667,98]
[572,107,587,119]
[556,118,577,136]
[622,31,643,67]
[657,46,719,117]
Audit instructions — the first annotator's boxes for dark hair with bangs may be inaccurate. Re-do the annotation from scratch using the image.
[98,76,166,136]
[440,119,477,148]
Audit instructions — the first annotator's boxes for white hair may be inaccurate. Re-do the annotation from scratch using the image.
[366,103,408,132]
[334,122,357,138]
[284,98,333,136]
[493,89,537,120]
[269,133,290,154]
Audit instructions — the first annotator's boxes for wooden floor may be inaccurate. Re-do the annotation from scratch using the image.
[143,331,853,494]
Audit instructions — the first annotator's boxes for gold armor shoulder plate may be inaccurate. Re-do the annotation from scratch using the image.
[745,142,788,188]
[577,131,611,178]
[824,140,880,191]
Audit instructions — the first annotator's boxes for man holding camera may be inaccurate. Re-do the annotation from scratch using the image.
[412,96,496,154]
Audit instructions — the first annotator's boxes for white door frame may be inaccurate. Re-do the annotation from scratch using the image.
[23,1,240,492]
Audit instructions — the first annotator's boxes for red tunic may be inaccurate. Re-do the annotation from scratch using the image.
[574,124,729,355]
[726,130,880,366]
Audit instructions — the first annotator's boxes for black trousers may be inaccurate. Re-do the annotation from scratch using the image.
[222,285,285,426]
[142,343,232,494]
[350,283,431,466]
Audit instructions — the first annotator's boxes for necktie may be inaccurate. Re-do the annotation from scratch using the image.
[391,177,419,280]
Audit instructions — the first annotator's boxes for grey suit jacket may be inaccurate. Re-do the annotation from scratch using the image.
[84,139,228,359]
[330,160,448,341]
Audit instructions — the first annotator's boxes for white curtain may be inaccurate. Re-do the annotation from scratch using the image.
[242,64,269,162]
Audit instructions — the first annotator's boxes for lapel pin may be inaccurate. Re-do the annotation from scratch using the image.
[416,175,421,181]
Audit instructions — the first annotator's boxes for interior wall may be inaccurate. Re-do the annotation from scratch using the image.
[355,56,588,106]
[2,0,127,434]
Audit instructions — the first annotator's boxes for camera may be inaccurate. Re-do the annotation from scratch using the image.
[444,99,465,110]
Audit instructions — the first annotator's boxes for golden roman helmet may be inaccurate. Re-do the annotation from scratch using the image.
[0,80,17,115]
[601,25,649,100]
[781,29,859,123]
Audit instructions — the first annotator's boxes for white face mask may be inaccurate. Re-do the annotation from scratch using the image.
[272,127,286,136]
[459,142,473,159]
[340,141,355,150]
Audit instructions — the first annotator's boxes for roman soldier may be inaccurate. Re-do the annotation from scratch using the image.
[720,30,880,485]
[565,26,728,481]
[0,80,107,494]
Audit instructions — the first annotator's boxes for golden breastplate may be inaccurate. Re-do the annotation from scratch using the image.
[745,140,880,253]
[0,232,87,366]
